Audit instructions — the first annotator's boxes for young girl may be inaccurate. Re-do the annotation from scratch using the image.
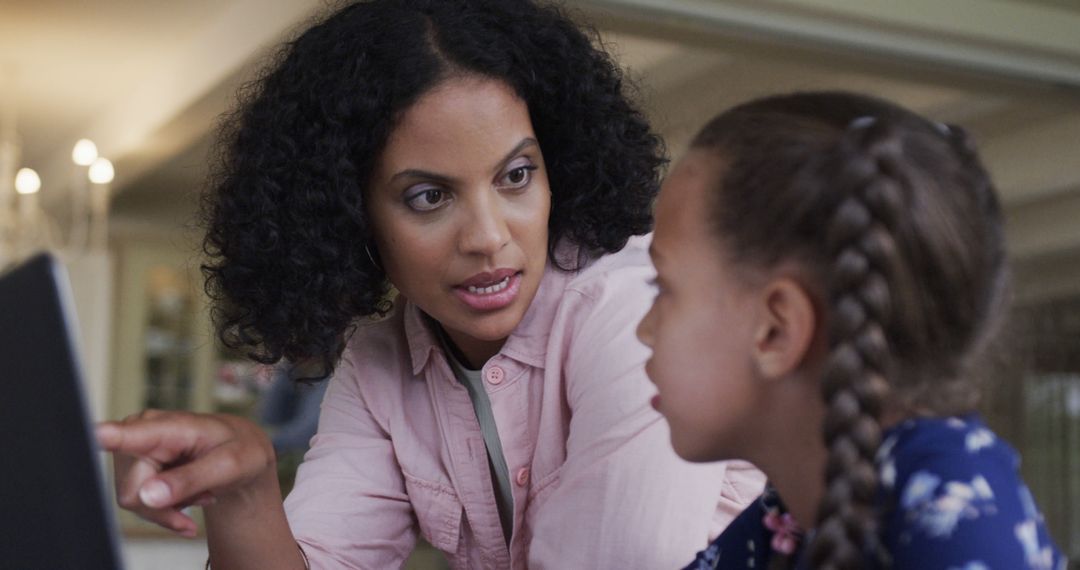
[637,91,1067,569]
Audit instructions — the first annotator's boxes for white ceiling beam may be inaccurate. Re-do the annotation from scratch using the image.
[980,113,1080,205]
[572,0,1080,88]
[1006,190,1080,260]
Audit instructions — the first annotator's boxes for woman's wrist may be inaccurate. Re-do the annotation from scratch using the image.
[203,465,303,569]
[205,542,309,570]
[205,464,283,516]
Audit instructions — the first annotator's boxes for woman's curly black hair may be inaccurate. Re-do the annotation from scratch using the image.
[202,0,665,379]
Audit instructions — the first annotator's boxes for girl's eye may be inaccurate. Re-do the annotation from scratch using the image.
[405,188,449,212]
[500,164,537,188]
[649,277,667,298]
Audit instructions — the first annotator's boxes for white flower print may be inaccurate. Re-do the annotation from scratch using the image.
[1019,485,1040,520]
[1015,518,1057,570]
[877,432,899,490]
[877,433,899,463]
[948,562,989,570]
[966,428,996,453]
[902,473,999,538]
[880,459,897,490]
[694,542,721,569]
[901,471,941,510]
[918,488,970,538]
[1014,486,1058,570]
[971,475,994,501]
[947,417,968,430]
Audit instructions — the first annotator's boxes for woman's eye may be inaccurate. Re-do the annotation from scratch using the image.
[405,188,449,212]
[501,165,536,188]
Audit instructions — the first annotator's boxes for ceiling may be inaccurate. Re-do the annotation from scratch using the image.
[3,0,1080,297]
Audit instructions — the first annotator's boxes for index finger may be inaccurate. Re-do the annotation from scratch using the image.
[95,417,228,465]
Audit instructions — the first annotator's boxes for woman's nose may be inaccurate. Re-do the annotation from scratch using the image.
[458,192,510,257]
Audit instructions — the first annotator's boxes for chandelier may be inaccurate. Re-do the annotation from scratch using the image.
[0,70,115,270]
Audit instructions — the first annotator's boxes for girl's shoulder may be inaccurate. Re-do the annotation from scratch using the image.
[879,415,1016,479]
[877,415,1020,500]
[878,415,1066,569]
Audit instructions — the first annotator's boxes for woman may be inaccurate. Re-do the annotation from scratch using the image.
[96,1,762,568]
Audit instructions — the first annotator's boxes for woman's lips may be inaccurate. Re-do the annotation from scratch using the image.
[454,271,522,311]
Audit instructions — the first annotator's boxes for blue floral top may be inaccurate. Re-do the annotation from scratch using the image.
[684,415,1067,569]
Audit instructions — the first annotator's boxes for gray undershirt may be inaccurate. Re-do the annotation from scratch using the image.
[439,334,515,545]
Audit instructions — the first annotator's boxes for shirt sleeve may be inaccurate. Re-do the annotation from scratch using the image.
[283,352,417,569]
[526,262,764,569]
[884,424,1064,570]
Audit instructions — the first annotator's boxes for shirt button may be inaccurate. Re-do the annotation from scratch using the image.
[486,365,505,385]
[515,467,530,486]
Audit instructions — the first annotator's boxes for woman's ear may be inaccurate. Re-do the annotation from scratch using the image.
[753,278,818,381]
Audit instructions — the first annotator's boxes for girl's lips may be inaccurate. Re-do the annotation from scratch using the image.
[650,394,661,410]
[453,271,522,311]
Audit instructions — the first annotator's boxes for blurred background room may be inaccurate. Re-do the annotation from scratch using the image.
[1,0,1078,568]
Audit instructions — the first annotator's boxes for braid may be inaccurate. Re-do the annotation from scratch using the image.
[808,121,905,570]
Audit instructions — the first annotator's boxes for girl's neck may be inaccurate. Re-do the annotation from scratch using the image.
[739,379,830,531]
[752,400,910,533]
[752,427,827,532]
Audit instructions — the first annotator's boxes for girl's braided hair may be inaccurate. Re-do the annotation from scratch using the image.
[691,92,1009,569]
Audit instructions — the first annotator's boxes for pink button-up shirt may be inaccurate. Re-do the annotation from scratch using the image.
[284,235,764,569]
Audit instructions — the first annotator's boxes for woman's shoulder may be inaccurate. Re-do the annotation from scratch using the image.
[335,302,413,386]
[562,233,653,300]
[345,301,408,349]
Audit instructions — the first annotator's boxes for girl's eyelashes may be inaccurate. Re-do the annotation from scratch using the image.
[404,187,451,212]
[648,276,666,297]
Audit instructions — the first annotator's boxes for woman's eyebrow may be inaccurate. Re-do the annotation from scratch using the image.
[491,137,539,174]
[389,138,538,184]
[390,169,456,185]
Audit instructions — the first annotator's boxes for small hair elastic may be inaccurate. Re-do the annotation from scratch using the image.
[849,116,877,130]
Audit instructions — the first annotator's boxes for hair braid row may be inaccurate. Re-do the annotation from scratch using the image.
[808,122,908,570]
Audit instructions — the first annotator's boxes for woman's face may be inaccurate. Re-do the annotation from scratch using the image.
[637,150,762,462]
[367,77,551,365]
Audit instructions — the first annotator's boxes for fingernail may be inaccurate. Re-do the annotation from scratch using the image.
[94,424,116,443]
[139,480,171,508]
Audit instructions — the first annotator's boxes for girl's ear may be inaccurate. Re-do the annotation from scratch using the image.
[753,278,818,381]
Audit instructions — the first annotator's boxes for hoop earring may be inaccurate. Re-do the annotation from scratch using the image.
[364,244,382,271]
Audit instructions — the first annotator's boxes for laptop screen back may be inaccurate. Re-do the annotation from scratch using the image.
[0,253,124,569]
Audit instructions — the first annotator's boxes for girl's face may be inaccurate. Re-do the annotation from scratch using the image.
[367,77,551,366]
[637,150,763,462]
